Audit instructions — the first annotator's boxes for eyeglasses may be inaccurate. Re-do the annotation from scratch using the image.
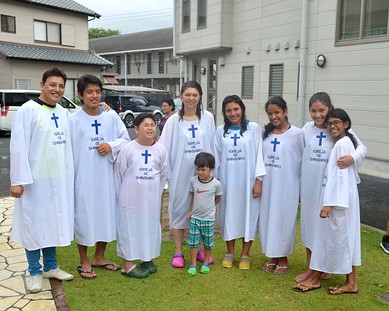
[139,123,157,129]
[325,120,343,127]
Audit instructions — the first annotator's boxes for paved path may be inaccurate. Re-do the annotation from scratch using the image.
[0,197,57,311]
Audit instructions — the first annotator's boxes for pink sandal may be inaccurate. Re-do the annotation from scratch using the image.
[196,250,214,264]
[171,253,185,268]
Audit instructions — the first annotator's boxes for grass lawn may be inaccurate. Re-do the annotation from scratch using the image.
[58,225,389,311]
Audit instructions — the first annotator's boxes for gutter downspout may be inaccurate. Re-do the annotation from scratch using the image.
[297,0,309,127]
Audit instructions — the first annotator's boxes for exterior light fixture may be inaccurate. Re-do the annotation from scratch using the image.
[316,54,326,68]
[200,66,206,75]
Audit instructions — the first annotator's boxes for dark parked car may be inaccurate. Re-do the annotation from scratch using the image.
[102,93,163,128]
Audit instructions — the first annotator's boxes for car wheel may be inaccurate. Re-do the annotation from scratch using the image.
[124,114,134,128]
[154,113,162,125]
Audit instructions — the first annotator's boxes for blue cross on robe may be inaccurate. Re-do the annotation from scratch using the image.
[91,120,101,135]
[316,131,326,146]
[188,124,198,138]
[231,133,240,146]
[51,113,59,128]
[271,138,280,152]
[142,150,151,164]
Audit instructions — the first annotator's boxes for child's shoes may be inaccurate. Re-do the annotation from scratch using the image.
[171,253,185,268]
[222,254,234,268]
[197,249,214,264]
[187,265,197,276]
[238,256,251,270]
[200,264,210,274]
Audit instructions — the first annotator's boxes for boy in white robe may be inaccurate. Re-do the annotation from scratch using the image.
[69,74,130,279]
[10,68,75,293]
[115,113,168,279]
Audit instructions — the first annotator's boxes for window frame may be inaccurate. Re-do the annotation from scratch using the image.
[158,52,165,74]
[182,0,191,33]
[1,14,16,33]
[241,66,254,99]
[336,0,389,46]
[147,53,153,74]
[115,55,121,75]
[33,20,61,44]
[197,0,207,30]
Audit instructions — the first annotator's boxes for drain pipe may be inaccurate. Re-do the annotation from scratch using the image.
[297,0,309,127]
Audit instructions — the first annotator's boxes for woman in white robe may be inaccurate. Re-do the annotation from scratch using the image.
[293,108,362,294]
[297,92,367,283]
[214,95,266,269]
[259,96,304,275]
[158,81,215,268]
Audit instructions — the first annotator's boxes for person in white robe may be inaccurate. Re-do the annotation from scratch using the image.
[115,113,168,278]
[297,92,367,283]
[293,108,362,294]
[9,68,75,293]
[158,81,215,268]
[214,95,266,270]
[259,96,304,275]
[69,74,130,279]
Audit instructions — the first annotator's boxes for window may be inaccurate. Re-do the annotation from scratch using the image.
[115,55,121,75]
[208,59,217,89]
[197,0,207,29]
[1,15,16,33]
[241,66,254,99]
[269,64,283,97]
[337,0,388,44]
[34,20,60,44]
[159,52,165,74]
[126,54,131,75]
[147,53,152,74]
[15,79,30,89]
[182,0,190,33]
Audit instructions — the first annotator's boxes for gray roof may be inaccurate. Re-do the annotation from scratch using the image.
[13,0,101,18]
[89,28,173,54]
[0,42,112,66]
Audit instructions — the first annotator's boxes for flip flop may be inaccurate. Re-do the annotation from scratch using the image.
[77,266,96,280]
[328,285,359,295]
[261,262,276,272]
[92,262,121,271]
[293,284,321,292]
[273,264,290,275]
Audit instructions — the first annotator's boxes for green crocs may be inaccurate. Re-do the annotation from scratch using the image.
[121,265,149,279]
[140,261,157,273]
[200,264,210,274]
[187,265,197,276]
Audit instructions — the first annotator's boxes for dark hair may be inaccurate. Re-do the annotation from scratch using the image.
[263,96,288,139]
[221,95,248,137]
[194,152,215,169]
[326,108,357,149]
[42,67,67,84]
[77,74,102,96]
[178,81,203,120]
[134,113,156,127]
[161,98,175,111]
[309,92,334,110]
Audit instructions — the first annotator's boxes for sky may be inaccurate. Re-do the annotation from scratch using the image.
[74,0,174,34]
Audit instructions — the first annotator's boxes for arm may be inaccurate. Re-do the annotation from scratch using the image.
[337,129,367,169]
[215,195,221,206]
[187,192,194,219]
[252,178,262,198]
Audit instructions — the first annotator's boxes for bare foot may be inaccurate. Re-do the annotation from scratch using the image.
[328,285,359,295]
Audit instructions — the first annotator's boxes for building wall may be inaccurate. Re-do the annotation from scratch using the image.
[1,0,89,50]
[175,0,389,177]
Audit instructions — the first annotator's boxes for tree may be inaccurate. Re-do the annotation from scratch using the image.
[89,27,120,39]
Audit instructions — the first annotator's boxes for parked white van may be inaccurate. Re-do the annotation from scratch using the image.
[0,90,81,136]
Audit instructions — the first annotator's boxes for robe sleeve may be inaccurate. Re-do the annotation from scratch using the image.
[9,104,34,186]
[159,145,169,195]
[322,140,351,209]
[348,128,367,168]
[107,112,131,162]
[213,127,223,179]
[158,115,178,179]
[254,123,266,178]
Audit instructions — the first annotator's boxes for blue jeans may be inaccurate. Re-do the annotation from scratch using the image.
[25,247,57,276]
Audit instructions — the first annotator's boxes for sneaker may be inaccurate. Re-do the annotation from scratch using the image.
[28,275,43,293]
[381,235,389,254]
[140,261,157,273]
[222,254,234,268]
[43,267,74,281]
[239,256,251,270]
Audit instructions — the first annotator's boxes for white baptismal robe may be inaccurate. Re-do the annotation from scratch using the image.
[115,140,168,261]
[259,126,304,258]
[310,136,361,274]
[158,111,215,229]
[69,109,129,246]
[215,122,266,241]
[300,122,367,250]
[10,100,74,250]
